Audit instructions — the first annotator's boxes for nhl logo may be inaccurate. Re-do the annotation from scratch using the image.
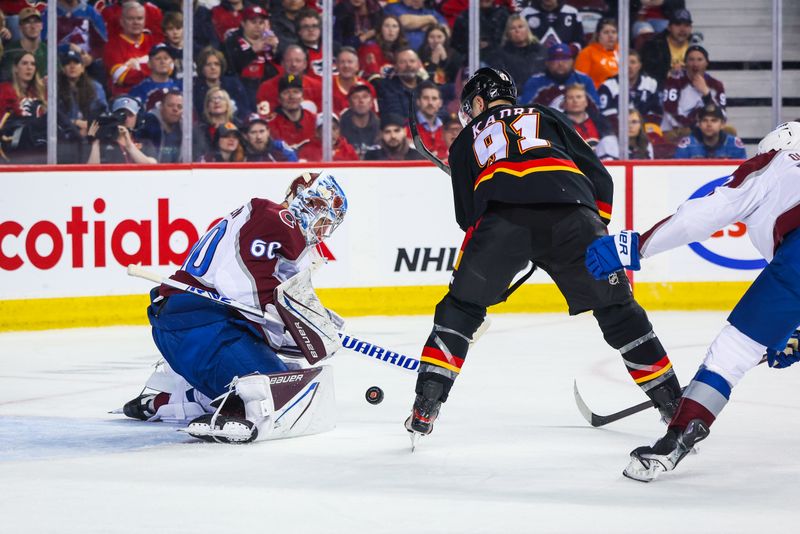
[607,272,619,285]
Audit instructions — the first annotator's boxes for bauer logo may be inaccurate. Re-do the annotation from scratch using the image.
[686,177,767,270]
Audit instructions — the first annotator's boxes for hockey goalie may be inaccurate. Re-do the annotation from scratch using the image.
[115,171,348,444]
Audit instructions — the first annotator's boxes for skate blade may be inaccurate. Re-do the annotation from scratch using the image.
[410,431,422,452]
[622,455,665,483]
[108,408,124,414]
[179,423,254,444]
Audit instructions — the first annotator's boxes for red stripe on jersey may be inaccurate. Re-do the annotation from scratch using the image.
[726,150,780,189]
[421,346,465,369]
[628,355,672,380]
[773,203,800,253]
[473,157,582,188]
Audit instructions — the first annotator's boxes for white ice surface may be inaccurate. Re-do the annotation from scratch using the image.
[1,312,799,533]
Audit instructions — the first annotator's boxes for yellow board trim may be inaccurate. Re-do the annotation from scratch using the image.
[634,361,673,384]
[0,281,753,332]
[420,356,462,374]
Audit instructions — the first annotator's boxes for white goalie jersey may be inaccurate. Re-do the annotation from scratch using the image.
[639,150,800,261]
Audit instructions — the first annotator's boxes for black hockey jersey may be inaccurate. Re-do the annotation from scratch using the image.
[447,103,614,231]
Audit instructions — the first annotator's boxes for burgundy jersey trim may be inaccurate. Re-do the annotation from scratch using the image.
[726,150,780,189]
[639,215,673,254]
[773,203,800,254]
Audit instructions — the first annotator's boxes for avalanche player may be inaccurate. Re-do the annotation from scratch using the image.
[121,172,348,444]
[405,67,684,445]
[585,122,800,481]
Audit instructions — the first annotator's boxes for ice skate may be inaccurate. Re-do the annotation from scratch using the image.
[623,419,710,482]
[121,392,167,421]
[182,413,258,444]
[405,380,443,451]
[648,383,682,424]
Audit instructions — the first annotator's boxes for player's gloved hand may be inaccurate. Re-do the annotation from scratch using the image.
[585,230,641,280]
[766,331,800,369]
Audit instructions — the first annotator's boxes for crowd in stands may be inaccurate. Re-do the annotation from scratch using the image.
[0,0,751,165]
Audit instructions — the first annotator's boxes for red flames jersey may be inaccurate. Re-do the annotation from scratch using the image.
[104,32,156,96]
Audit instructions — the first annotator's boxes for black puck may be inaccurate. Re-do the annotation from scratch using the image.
[365,386,384,405]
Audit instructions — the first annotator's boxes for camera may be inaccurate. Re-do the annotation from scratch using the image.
[95,108,129,143]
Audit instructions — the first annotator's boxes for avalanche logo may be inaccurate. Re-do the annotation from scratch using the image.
[686,177,768,270]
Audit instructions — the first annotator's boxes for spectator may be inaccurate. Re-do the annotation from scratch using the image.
[627,109,654,159]
[518,0,584,51]
[598,49,662,130]
[574,18,618,89]
[418,24,462,93]
[332,47,375,115]
[210,0,247,43]
[128,43,180,111]
[138,88,183,162]
[296,9,338,80]
[270,0,307,50]
[57,49,107,163]
[0,11,8,60]
[192,1,220,55]
[641,8,693,86]
[441,114,462,153]
[298,114,360,162]
[358,15,408,80]
[44,0,108,72]
[202,120,246,162]
[563,83,618,160]
[97,0,164,44]
[193,87,237,160]
[451,0,508,60]
[333,0,382,50]
[632,0,686,35]
[161,10,184,79]
[519,43,599,110]
[661,45,727,137]
[407,80,447,160]
[104,1,158,97]
[242,113,298,162]
[484,14,545,90]
[673,104,746,159]
[383,0,446,51]
[223,5,280,104]
[339,84,381,159]
[86,95,157,164]
[0,51,46,119]
[374,47,424,121]
[1,7,46,81]
[194,47,252,123]
[267,73,317,149]
[364,112,425,161]
[255,44,321,116]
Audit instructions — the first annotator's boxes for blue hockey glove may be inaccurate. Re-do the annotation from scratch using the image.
[767,331,800,369]
[585,230,641,280]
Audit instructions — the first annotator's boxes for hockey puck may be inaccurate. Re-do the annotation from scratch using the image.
[365,386,384,405]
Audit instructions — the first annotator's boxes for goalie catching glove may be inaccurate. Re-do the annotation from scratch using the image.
[585,230,641,280]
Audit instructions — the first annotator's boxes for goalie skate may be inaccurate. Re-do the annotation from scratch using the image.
[623,419,710,482]
[182,414,257,444]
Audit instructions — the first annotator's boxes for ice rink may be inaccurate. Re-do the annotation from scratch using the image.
[2,311,798,533]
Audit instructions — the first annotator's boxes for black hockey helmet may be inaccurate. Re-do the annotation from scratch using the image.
[459,67,517,123]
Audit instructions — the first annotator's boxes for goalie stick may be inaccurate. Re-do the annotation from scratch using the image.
[408,97,451,176]
[126,264,420,374]
[574,356,769,427]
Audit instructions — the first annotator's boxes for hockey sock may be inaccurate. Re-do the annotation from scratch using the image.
[669,368,731,431]
[417,295,485,402]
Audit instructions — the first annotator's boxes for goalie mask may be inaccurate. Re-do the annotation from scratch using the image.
[757,121,800,154]
[288,172,347,246]
[459,67,517,126]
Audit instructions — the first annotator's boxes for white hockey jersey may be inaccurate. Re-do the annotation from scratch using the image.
[163,198,311,343]
[639,150,800,262]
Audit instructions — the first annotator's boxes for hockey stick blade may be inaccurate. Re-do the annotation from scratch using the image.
[573,380,655,427]
[408,98,451,176]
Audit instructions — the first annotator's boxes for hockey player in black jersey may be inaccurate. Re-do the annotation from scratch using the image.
[405,67,683,444]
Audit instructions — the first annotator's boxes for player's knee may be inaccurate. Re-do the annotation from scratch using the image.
[593,301,653,349]
[434,293,486,339]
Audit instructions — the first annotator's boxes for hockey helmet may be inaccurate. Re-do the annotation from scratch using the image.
[288,172,348,246]
[757,121,800,154]
[459,67,517,126]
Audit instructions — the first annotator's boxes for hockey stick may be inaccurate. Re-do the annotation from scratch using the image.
[126,265,420,374]
[408,97,451,176]
[573,356,769,427]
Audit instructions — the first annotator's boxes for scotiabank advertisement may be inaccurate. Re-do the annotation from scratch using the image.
[1,161,751,303]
